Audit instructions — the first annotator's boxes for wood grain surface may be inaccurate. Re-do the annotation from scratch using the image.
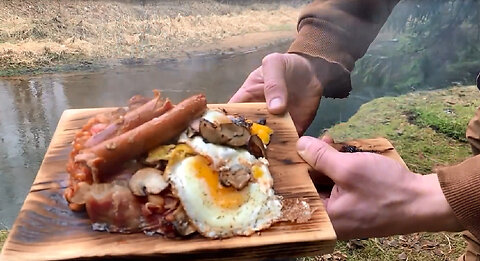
[1,103,336,261]
[338,138,408,168]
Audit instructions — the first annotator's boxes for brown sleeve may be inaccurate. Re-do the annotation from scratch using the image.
[437,107,480,240]
[288,0,400,98]
[437,155,480,240]
[467,107,480,155]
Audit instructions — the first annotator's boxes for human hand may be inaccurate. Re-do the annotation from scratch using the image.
[296,136,463,240]
[229,53,323,135]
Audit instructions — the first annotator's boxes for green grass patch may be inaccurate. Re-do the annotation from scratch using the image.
[0,230,8,251]
[408,103,477,142]
[321,232,466,261]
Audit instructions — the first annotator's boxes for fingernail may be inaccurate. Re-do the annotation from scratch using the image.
[269,97,282,110]
[297,136,312,157]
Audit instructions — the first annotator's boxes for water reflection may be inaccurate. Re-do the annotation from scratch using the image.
[0,79,68,229]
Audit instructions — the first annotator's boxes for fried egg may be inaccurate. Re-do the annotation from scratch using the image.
[166,110,282,238]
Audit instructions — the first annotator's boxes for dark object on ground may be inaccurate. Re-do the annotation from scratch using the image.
[338,144,393,153]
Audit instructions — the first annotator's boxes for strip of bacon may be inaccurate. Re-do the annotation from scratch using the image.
[79,182,177,236]
[76,94,207,183]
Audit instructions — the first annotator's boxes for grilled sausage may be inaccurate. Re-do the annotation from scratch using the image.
[76,94,207,182]
[84,92,173,148]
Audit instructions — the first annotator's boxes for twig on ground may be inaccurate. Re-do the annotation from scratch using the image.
[373,238,386,253]
[444,233,452,253]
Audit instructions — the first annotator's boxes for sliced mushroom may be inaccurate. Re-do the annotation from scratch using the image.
[171,207,196,236]
[199,119,250,147]
[186,118,201,138]
[164,196,179,210]
[199,119,226,144]
[230,115,252,129]
[147,194,165,207]
[219,168,251,190]
[128,168,168,196]
[256,117,267,125]
[222,123,251,146]
[144,195,166,214]
[247,135,267,158]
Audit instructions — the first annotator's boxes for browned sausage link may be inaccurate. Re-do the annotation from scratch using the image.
[78,94,207,182]
[84,93,173,148]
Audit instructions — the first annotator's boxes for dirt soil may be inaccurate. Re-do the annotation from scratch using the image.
[0,0,306,75]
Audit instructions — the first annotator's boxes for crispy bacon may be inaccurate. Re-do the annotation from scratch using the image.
[85,182,144,233]
[75,182,178,236]
[65,109,127,211]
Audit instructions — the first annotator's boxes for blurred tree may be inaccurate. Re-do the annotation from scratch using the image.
[352,0,480,95]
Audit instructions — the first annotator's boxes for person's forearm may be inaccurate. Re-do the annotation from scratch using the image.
[408,174,463,233]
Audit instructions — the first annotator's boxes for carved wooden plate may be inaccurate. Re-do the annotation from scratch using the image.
[1,103,336,261]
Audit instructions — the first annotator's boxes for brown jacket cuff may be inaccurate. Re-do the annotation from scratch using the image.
[288,21,353,98]
[437,155,480,240]
[288,18,356,72]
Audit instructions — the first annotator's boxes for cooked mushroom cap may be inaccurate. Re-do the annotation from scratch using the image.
[129,168,168,196]
[187,118,201,138]
[172,207,197,236]
[247,135,267,158]
[230,115,252,129]
[199,119,250,147]
[219,168,251,190]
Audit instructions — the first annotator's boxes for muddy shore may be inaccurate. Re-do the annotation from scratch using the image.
[0,0,305,76]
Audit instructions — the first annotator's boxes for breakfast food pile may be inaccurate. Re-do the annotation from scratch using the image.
[65,91,312,239]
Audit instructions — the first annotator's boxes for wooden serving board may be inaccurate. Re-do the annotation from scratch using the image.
[1,103,336,261]
[311,138,408,188]
[336,138,407,168]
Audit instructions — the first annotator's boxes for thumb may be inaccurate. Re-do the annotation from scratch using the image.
[262,53,288,114]
[297,136,345,182]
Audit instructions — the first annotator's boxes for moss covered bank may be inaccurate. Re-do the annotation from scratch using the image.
[329,86,479,174]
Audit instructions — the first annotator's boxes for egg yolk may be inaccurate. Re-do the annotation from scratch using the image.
[191,155,246,209]
[168,144,195,164]
[165,144,196,175]
[252,165,264,179]
[250,123,273,145]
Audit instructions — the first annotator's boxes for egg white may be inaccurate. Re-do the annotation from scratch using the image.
[168,155,282,238]
[166,110,282,238]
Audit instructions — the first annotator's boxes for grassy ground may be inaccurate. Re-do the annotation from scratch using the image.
[0,0,303,76]
[0,230,7,250]
[310,85,479,261]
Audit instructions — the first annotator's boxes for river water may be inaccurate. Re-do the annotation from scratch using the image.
[0,42,377,228]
